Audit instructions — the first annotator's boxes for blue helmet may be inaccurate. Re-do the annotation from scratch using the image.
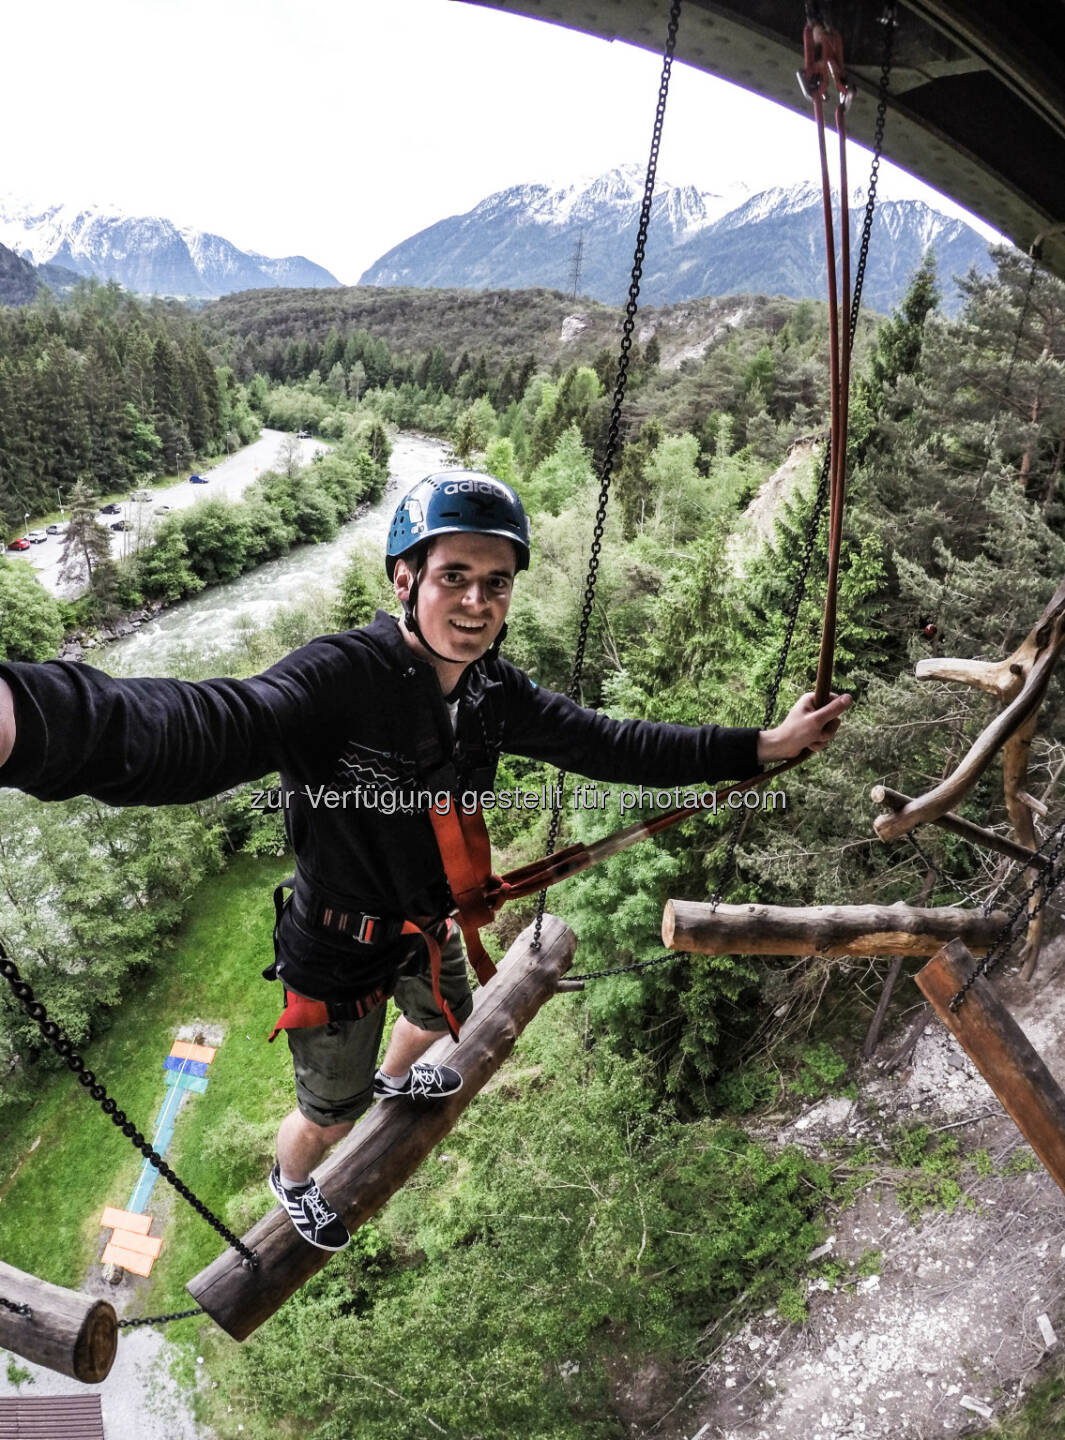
[385,471,531,579]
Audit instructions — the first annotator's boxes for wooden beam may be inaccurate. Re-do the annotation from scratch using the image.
[0,1260,117,1383]
[876,577,1065,843]
[662,900,1008,957]
[871,784,1049,867]
[916,939,1065,1198]
[187,914,576,1341]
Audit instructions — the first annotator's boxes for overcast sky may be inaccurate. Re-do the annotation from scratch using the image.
[4,0,999,284]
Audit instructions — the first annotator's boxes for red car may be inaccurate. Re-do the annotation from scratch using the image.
[6,537,30,552]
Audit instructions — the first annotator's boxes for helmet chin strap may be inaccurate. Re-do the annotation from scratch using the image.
[401,569,509,666]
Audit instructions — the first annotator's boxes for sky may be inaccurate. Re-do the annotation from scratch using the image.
[3,0,1001,284]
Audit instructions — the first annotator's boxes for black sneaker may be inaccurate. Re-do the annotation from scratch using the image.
[268,1164,350,1251]
[373,1062,463,1102]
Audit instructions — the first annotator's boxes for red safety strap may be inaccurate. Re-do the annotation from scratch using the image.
[799,19,854,708]
[267,800,506,1047]
[267,984,392,1043]
[428,803,505,987]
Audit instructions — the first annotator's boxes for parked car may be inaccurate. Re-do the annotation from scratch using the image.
[189,473,208,484]
[46,522,65,534]
[130,489,153,502]
[110,520,132,532]
[27,530,47,544]
[296,430,311,439]
[99,502,121,515]
[153,504,171,515]
[6,537,29,551]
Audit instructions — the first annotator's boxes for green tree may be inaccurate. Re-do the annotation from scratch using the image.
[0,560,64,661]
[57,479,112,591]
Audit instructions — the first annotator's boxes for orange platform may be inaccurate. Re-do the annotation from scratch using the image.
[99,1206,152,1234]
[170,1040,216,1064]
[102,1241,156,1278]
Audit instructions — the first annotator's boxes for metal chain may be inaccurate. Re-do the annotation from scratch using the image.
[0,943,259,1270]
[549,4,897,984]
[949,815,1065,1009]
[532,0,683,948]
[118,1307,204,1329]
[708,2,897,911]
[0,1296,32,1318]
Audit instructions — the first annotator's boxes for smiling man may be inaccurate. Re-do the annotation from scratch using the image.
[0,469,849,1252]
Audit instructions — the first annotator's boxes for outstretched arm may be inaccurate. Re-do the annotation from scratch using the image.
[0,676,14,768]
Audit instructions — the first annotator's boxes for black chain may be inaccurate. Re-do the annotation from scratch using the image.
[0,1296,32,1318]
[708,2,897,911]
[118,1307,204,1329]
[949,815,1065,1009]
[532,0,683,948]
[0,942,259,1269]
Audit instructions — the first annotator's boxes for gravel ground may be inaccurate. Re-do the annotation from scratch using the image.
[0,1325,213,1438]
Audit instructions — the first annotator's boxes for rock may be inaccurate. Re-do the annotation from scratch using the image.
[960,1396,994,1419]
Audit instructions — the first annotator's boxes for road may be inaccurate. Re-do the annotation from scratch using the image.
[11,429,327,598]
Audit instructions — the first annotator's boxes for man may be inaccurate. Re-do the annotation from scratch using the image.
[0,471,849,1252]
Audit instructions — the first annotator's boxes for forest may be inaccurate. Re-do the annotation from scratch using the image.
[2,247,1065,1437]
[0,281,260,531]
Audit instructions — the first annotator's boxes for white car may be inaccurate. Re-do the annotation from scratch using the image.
[27,530,47,544]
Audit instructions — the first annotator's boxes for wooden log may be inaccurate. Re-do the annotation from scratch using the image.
[877,576,1065,843]
[871,785,1049,867]
[662,900,1008,957]
[0,1260,117,1383]
[916,939,1065,1199]
[187,914,576,1341]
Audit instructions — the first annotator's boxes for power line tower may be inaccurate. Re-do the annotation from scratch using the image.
[568,231,585,300]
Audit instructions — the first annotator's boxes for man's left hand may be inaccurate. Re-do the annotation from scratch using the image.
[757,692,852,764]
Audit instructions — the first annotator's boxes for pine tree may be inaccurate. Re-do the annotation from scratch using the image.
[57,479,112,590]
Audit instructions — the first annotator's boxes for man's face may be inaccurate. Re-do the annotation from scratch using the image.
[394,532,517,664]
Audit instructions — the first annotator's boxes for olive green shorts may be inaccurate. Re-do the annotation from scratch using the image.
[285,923,474,1127]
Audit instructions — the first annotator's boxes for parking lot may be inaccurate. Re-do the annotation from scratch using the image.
[8,429,326,597]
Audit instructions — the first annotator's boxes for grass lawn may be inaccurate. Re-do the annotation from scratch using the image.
[0,852,294,1311]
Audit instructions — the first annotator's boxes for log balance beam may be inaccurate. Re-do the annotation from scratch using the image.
[916,939,1065,1200]
[662,900,1008,957]
[187,913,576,1341]
[0,1259,117,1383]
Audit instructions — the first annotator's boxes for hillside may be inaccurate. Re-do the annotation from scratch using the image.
[204,284,844,375]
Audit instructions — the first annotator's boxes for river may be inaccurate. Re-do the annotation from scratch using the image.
[106,432,450,677]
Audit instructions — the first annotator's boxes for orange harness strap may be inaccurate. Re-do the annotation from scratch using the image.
[269,804,505,1045]
[267,983,393,1043]
[428,803,502,989]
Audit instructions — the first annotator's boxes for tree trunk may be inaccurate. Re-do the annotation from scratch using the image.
[187,914,577,1341]
[916,939,1065,1199]
[662,900,1007,957]
[0,1260,117,1383]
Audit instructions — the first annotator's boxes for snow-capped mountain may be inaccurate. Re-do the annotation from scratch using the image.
[0,197,340,298]
[360,166,995,313]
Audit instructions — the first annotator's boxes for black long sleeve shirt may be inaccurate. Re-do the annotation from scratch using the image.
[0,612,760,998]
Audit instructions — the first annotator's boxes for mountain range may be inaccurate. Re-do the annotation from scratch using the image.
[359,167,997,314]
[0,170,998,314]
[0,198,340,300]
